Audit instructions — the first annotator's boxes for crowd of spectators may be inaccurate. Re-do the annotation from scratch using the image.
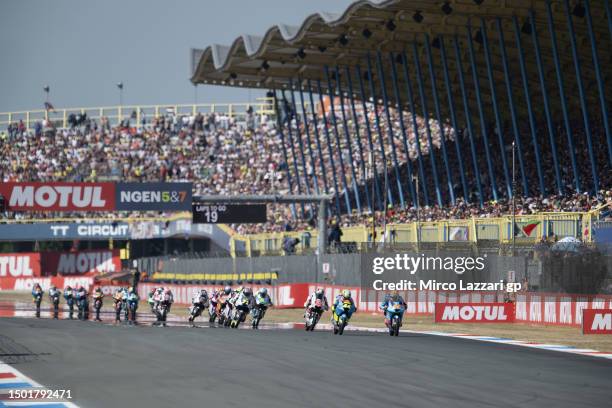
[1,100,610,235]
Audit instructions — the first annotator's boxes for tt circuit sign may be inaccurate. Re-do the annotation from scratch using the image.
[0,182,192,211]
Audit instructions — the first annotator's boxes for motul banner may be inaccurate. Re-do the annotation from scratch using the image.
[0,276,94,291]
[42,250,121,275]
[0,182,192,212]
[0,182,115,211]
[582,309,612,334]
[435,303,515,323]
[0,253,41,277]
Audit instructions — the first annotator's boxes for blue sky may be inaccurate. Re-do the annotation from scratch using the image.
[0,0,354,112]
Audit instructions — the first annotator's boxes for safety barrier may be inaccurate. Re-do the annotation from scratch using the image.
[0,99,275,131]
[134,282,612,328]
[2,278,610,328]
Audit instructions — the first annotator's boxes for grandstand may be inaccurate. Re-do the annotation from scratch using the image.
[1,0,612,263]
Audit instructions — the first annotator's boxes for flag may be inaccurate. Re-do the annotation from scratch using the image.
[44,102,55,112]
[514,221,540,237]
[449,226,469,241]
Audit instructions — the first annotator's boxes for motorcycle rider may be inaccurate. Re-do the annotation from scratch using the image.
[231,287,252,325]
[154,287,173,327]
[221,286,237,323]
[75,285,89,320]
[48,285,61,319]
[120,287,129,321]
[250,287,273,328]
[147,288,157,313]
[304,288,329,317]
[126,287,139,324]
[380,291,407,328]
[208,288,220,321]
[188,289,209,326]
[112,288,124,323]
[31,283,43,318]
[63,285,75,319]
[216,286,232,325]
[92,287,104,321]
[332,289,356,324]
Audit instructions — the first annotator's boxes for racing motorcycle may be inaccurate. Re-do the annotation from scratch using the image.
[113,298,123,322]
[64,289,75,319]
[305,299,324,331]
[216,297,228,326]
[50,291,61,319]
[93,295,103,321]
[208,298,218,323]
[332,300,353,335]
[127,298,138,324]
[156,299,171,327]
[251,304,268,329]
[387,302,405,337]
[188,302,206,327]
[33,291,43,318]
[76,292,89,320]
[230,298,250,328]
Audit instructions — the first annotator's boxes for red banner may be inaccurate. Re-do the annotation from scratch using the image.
[0,276,94,291]
[435,303,515,323]
[582,309,612,334]
[42,249,121,276]
[0,253,41,277]
[0,182,115,211]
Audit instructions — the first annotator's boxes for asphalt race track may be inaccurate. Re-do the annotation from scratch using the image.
[1,317,611,408]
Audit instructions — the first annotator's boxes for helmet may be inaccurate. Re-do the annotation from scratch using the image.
[78,285,84,291]
[224,286,232,295]
[390,291,399,301]
[315,288,324,299]
[95,287,101,292]
[65,285,72,290]
[128,287,134,293]
[243,287,252,296]
[164,288,172,294]
[200,289,208,296]
[341,289,351,299]
[258,288,267,296]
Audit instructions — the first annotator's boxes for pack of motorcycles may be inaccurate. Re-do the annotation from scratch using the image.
[31,288,405,336]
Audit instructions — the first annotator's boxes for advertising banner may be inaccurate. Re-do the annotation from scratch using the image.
[0,182,115,211]
[115,182,192,211]
[41,249,121,275]
[0,218,207,242]
[434,303,515,323]
[0,253,41,277]
[582,309,612,334]
[0,182,192,212]
[0,276,94,291]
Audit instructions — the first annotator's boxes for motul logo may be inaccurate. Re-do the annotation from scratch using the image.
[57,251,118,275]
[0,182,115,211]
[0,254,40,277]
[435,303,515,323]
[591,313,612,331]
[583,309,612,334]
[10,186,106,208]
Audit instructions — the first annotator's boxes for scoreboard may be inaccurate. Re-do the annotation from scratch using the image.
[192,204,267,224]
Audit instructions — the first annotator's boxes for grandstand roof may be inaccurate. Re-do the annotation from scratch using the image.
[190,0,611,120]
